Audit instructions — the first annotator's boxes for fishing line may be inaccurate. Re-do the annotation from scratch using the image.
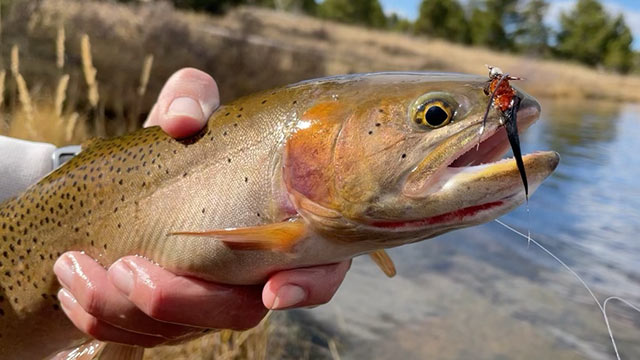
[495,219,640,360]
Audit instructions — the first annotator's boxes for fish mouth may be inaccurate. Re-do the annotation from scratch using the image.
[376,98,559,230]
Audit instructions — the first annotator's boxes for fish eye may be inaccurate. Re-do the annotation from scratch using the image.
[414,100,453,129]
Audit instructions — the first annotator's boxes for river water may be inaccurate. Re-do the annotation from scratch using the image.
[279,100,640,359]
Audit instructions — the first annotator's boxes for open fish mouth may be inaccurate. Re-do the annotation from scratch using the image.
[376,99,559,230]
[450,103,540,168]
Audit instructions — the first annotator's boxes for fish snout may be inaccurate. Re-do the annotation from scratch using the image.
[515,93,541,129]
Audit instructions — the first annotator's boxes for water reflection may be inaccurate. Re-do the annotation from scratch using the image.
[512,100,640,292]
[540,100,620,163]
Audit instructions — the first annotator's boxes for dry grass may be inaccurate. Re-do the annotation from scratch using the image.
[56,25,65,70]
[144,321,272,360]
[54,73,69,118]
[80,34,99,108]
[10,44,19,76]
[137,54,153,97]
[0,70,5,109]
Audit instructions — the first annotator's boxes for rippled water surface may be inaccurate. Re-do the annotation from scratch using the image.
[284,100,640,359]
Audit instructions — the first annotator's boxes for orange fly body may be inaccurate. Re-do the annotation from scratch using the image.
[484,65,523,113]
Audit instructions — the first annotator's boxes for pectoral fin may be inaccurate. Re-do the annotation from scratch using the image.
[369,249,396,277]
[170,218,306,251]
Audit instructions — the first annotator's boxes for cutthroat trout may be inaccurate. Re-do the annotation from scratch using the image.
[0,73,559,359]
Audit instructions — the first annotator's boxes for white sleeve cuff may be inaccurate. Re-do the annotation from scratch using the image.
[0,135,56,202]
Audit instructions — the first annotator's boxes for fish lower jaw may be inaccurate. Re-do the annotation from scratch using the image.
[368,195,521,231]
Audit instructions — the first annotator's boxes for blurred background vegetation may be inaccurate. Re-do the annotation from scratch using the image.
[130,0,638,74]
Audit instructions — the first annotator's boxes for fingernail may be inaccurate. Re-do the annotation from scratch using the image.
[167,97,204,120]
[53,255,73,289]
[57,288,77,313]
[109,261,134,296]
[271,285,306,310]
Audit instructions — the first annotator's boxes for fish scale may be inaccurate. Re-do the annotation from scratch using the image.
[0,73,558,359]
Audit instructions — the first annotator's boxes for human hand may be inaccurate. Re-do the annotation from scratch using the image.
[53,68,351,346]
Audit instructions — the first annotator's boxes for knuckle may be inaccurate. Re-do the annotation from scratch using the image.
[81,287,104,317]
[146,287,170,321]
[82,316,104,340]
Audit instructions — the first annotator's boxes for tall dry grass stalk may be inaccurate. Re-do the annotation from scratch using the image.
[80,34,99,107]
[55,74,70,119]
[10,45,19,76]
[0,70,5,109]
[328,339,341,360]
[56,26,65,70]
[137,54,154,96]
[65,112,79,142]
[15,73,36,138]
[0,70,5,130]
[27,13,39,34]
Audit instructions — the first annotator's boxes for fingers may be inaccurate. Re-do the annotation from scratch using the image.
[108,256,268,331]
[144,68,219,138]
[262,260,352,310]
[54,251,350,348]
[57,288,166,347]
[54,252,195,344]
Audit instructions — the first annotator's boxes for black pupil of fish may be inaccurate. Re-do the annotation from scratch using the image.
[425,105,448,126]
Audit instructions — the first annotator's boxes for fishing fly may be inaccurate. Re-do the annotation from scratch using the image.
[481,65,529,200]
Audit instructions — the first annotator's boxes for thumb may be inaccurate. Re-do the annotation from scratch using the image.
[144,68,219,138]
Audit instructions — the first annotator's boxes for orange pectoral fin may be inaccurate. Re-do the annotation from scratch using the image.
[169,218,307,251]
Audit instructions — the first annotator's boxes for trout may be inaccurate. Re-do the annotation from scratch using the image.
[0,73,559,359]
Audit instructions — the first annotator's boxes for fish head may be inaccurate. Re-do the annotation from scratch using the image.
[284,73,559,248]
